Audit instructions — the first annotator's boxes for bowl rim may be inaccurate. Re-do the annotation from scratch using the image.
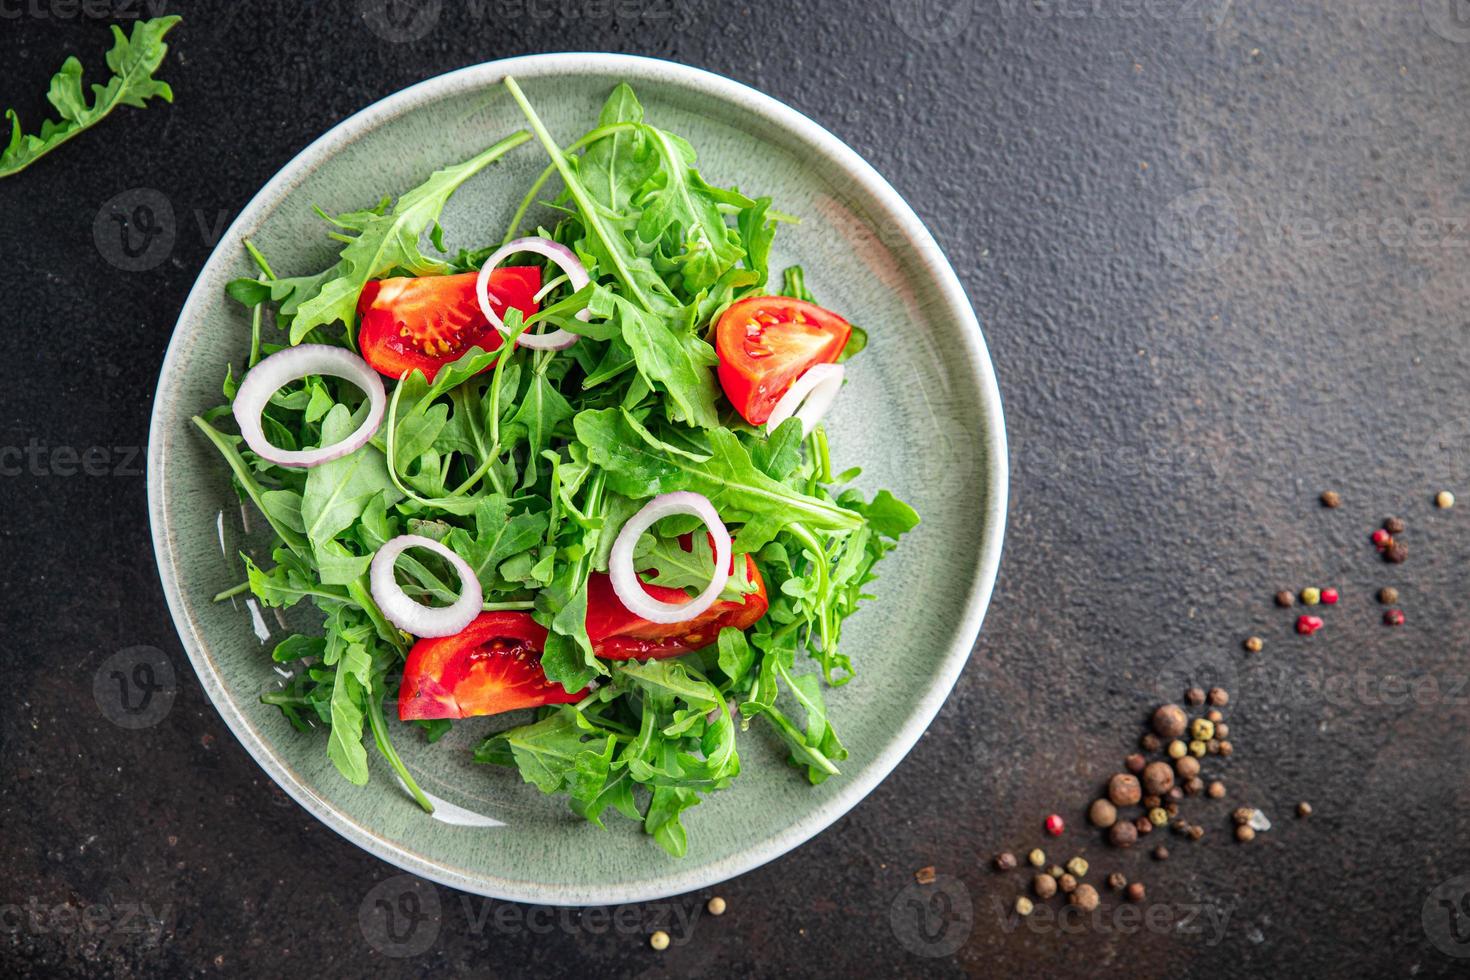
[147,52,1008,906]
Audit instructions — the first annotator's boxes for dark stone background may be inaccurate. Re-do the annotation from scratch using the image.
[4,1,1470,976]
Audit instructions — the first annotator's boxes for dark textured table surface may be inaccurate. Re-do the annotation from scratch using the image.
[5,1,1470,977]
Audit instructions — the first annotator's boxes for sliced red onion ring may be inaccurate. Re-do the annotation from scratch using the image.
[609,492,732,625]
[765,363,845,438]
[370,535,484,638]
[476,236,589,351]
[232,344,386,468]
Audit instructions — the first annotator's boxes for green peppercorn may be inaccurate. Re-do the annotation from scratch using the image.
[1066,857,1089,878]
[1301,587,1321,605]
[1015,896,1034,916]
[1189,740,1207,758]
[1191,718,1215,741]
[1148,807,1168,827]
[1028,848,1046,867]
[1168,740,1188,760]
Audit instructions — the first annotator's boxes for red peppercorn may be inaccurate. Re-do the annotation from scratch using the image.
[1321,588,1338,605]
[1045,813,1065,836]
[1384,609,1405,626]
[1297,614,1325,635]
[1371,528,1390,549]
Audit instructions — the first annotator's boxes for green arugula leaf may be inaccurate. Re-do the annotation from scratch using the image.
[1,16,181,179]
[326,643,373,785]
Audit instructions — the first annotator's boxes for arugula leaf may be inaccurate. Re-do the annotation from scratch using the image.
[1,16,181,179]
[326,642,373,785]
[301,405,402,562]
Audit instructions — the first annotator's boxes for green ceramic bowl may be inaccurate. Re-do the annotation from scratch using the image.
[148,53,1007,905]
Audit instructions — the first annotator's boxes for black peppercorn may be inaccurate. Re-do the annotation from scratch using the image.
[1109,820,1138,848]
[1107,872,1127,891]
[1386,541,1408,563]
[1125,753,1146,775]
[994,852,1018,872]
[1384,516,1405,534]
[1275,590,1295,607]
[1153,845,1169,861]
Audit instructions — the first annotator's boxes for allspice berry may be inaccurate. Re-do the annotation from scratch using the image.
[1034,873,1057,899]
[1107,872,1128,891]
[1207,781,1226,799]
[1126,882,1146,903]
[1186,776,1205,796]
[1175,756,1200,780]
[1205,709,1223,723]
[1125,753,1147,775]
[1070,883,1100,912]
[1215,722,1230,739]
[1186,687,1206,705]
[1275,589,1295,607]
[1244,636,1263,653]
[1236,825,1256,843]
[1142,761,1175,796]
[1208,688,1229,707]
[1378,586,1399,605]
[1152,704,1188,739]
[1140,733,1162,753]
[1089,798,1118,829]
[1219,741,1234,757]
[1320,490,1341,508]
[1133,816,1153,836]
[1108,773,1142,807]
[1109,820,1138,849]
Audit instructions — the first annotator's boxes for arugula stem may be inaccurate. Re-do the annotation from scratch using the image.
[366,690,434,813]
[482,600,536,611]
[243,238,277,279]
[192,416,308,556]
[248,279,266,368]
[787,522,834,674]
[348,579,408,657]
[212,581,250,602]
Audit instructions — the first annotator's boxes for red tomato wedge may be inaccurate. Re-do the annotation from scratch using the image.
[715,295,852,426]
[357,267,541,382]
[397,612,585,721]
[586,550,769,661]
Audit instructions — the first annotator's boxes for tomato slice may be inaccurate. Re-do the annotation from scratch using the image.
[586,547,770,661]
[715,296,852,426]
[397,612,585,721]
[357,267,541,382]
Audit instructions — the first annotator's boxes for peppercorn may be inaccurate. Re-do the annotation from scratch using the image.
[1140,733,1162,752]
[994,852,1018,872]
[1438,490,1455,509]
[1322,587,1339,605]
[1207,781,1226,799]
[1233,808,1255,825]
[1215,722,1229,739]
[1386,541,1408,564]
[1142,795,1161,809]
[1152,704,1188,739]
[1059,873,1077,894]
[1108,773,1143,807]
[1142,761,1175,796]
[1034,873,1057,899]
[1191,718,1215,741]
[1298,802,1312,817]
[1109,821,1138,848]
[1028,848,1046,867]
[1219,740,1233,757]
[915,866,937,884]
[1066,857,1089,878]
[1189,740,1207,758]
[1372,528,1391,549]
[1175,755,1200,780]
[1015,896,1034,917]
[1045,813,1065,836]
[1301,587,1321,606]
[1089,798,1118,829]
[1153,844,1170,861]
[1321,490,1341,508]
[1186,776,1204,795]
[1168,739,1188,760]
[1126,882,1146,903]
[1048,865,1065,879]
[1125,753,1146,775]
[1384,608,1405,626]
[1385,516,1406,535]
[1297,614,1324,635]
[1207,739,1221,755]
[1186,687,1206,706]
[650,930,670,951]
[1070,883,1099,912]
[1378,586,1399,604]
[1187,824,1205,841]
[1168,786,1184,802]
[1134,816,1153,836]
[1275,590,1295,608]
[708,896,727,916]
[1107,872,1128,891]
[1148,807,1168,827]
[1172,819,1190,834]
[1236,825,1255,842]
[1165,801,1179,817]
[1244,636,1263,653]
[1206,708,1223,722]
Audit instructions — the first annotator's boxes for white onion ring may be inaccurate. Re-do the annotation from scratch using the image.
[475,236,589,351]
[765,363,845,438]
[370,535,484,638]
[232,344,386,468]
[609,492,732,625]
